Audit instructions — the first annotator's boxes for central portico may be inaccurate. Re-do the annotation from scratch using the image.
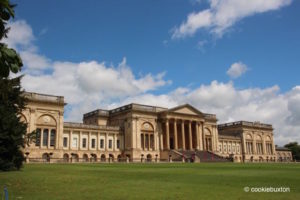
[157,104,219,159]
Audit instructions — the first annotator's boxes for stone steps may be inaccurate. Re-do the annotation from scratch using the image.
[171,150,232,162]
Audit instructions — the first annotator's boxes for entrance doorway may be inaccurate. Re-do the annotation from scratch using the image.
[170,138,174,149]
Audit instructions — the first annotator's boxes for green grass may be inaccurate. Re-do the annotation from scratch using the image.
[0,163,300,200]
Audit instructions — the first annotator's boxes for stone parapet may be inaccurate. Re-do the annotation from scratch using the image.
[64,122,120,131]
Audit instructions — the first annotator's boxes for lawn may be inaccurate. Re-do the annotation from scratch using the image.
[0,163,300,200]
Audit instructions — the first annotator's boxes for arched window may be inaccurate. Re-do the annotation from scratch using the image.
[140,122,154,151]
[36,114,57,148]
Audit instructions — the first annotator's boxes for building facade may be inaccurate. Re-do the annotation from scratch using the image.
[21,92,291,163]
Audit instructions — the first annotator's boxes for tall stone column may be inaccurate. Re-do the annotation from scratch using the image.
[271,136,276,155]
[112,133,115,151]
[40,128,43,148]
[47,129,51,149]
[174,120,178,150]
[202,123,205,150]
[105,132,108,151]
[47,128,51,149]
[154,132,157,151]
[262,133,266,155]
[97,132,100,150]
[79,131,82,150]
[212,126,216,151]
[148,134,151,150]
[143,133,145,150]
[181,121,185,150]
[69,130,72,150]
[188,121,192,150]
[199,123,203,150]
[160,128,164,150]
[195,122,200,150]
[242,133,246,154]
[253,137,257,154]
[166,119,170,150]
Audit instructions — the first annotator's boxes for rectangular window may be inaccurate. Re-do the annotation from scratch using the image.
[36,128,41,146]
[145,135,149,149]
[63,137,68,147]
[72,137,78,148]
[43,129,49,146]
[141,134,144,149]
[50,129,56,147]
[82,138,87,148]
[91,139,96,148]
[150,135,154,149]
[218,144,222,152]
[117,139,120,149]
[100,139,104,149]
[109,139,112,149]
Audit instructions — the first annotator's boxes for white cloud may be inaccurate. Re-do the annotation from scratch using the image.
[20,51,51,72]
[173,9,212,38]
[4,20,300,146]
[1,20,52,74]
[22,58,171,121]
[2,20,34,49]
[227,61,248,78]
[118,81,300,146]
[172,0,292,38]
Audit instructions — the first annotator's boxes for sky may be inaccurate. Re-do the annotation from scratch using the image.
[3,0,300,145]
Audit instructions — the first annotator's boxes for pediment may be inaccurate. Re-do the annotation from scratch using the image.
[168,104,204,116]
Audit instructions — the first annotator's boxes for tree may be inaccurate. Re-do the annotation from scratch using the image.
[284,142,300,161]
[0,0,26,171]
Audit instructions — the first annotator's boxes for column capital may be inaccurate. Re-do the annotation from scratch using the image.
[162,118,170,123]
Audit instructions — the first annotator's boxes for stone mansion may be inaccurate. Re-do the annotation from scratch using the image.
[21,92,292,163]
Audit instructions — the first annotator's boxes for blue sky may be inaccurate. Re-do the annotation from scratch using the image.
[4,0,300,145]
[13,0,300,92]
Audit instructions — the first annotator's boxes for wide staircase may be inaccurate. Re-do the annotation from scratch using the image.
[171,150,232,163]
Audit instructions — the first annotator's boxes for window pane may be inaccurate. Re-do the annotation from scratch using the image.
[43,129,49,146]
[141,134,144,149]
[109,140,112,149]
[117,140,120,149]
[50,129,56,147]
[63,137,68,147]
[36,128,41,146]
[82,138,86,148]
[72,137,78,148]
[92,139,96,148]
[100,139,104,148]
